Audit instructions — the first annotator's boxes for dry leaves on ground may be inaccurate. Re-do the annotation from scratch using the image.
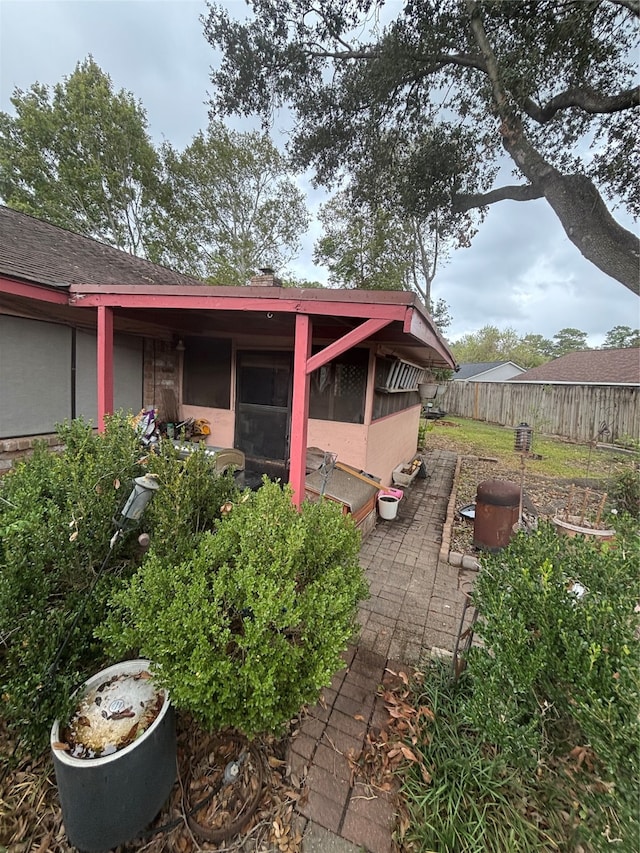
[0,715,305,853]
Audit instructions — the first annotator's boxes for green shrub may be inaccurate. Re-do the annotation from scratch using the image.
[463,522,640,849]
[99,479,368,737]
[609,465,640,519]
[398,525,639,852]
[0,417,237,755]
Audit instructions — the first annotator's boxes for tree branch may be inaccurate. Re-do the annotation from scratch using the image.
[308,47,377,59]
[465,0,640,294]
[607,0,640,16]
[521,85,640,123]
[453,183,544,212]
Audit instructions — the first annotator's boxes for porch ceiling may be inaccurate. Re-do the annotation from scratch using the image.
[67,284,456,369]
[112,306,450,367]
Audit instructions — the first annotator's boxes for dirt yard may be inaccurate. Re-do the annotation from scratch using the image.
[424,421,622,556]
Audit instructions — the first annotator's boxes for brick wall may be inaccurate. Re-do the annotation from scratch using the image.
[0,433,65,474]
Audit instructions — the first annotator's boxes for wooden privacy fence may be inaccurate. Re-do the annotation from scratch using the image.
[442,382,640,444]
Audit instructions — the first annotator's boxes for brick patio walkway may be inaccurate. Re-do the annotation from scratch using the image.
[287,449,469,853]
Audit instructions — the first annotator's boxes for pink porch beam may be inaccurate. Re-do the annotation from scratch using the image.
[0,276,68,304]
[97,306,114,432]
[306,318,393,374]
[69,290,408,322]
[404,308,456,368]
[289,314,312,509]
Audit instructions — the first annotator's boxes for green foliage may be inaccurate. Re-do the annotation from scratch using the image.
[417,418,427,450]
[314,189,453,329]
[0,415,143,753]
[148,120,309,283]
[609,466,640,519]
[400,662,562,853]
[462,523,639,848]
[552,327,588,357]
[205,0,639,291]
[0,417,238,755]
[400,525,639,851]
[142,440,239,563]
[601,325,640,349]
[0,57,160,255]
[99,479,367,737]
[450,324,554,368]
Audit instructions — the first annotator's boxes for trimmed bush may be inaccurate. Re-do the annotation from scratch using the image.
[399,521,639,852]
[0,416,237,754]
[99,479,368,737]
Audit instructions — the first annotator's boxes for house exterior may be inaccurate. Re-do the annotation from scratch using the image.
[454,361,525,382]
[508,348,639,385]
[0,206,456,500]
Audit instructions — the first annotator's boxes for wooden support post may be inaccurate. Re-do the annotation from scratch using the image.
[289,314,312,509]
[97,306,114,432]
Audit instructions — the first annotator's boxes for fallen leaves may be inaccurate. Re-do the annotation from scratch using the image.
[0,713,307,853]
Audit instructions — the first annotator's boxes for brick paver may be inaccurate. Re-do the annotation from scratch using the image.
[292,450,464,853]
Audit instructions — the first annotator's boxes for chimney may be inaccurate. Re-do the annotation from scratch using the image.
[250,267,282,287]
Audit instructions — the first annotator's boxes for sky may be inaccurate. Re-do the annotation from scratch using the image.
[1,0,638,347]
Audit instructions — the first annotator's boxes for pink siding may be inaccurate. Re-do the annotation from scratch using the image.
[365,407,422,486]
[178,408,420,487]
[306,420,369,473]
[180,405,236,449]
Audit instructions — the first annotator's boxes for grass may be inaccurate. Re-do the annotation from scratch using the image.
[398,663,564,853]
[424,416,634,480]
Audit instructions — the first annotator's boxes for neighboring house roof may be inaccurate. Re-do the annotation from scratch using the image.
[454,361,524,380]
[0,205,203,288]
[510,349,640,385]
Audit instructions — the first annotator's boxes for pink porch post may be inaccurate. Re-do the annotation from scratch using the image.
[289,314,312,508]
[96,306,114,432]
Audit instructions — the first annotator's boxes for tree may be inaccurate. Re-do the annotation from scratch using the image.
[519,334,556,361]
[313,190,453,331]
[149,121,309,284]
[281,274,326,289]
[601,325,640,348]
[314,192,414,291]
[450,325,551,367]
[205,0,640,295]
[552,327,589,356]
[0,57,160,255]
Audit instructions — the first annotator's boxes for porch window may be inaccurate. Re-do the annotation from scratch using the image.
[183,337,231,408]
[373,356,421,419]
[309,347,368,424]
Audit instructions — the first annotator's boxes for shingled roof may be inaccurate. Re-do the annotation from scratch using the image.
[511,348,640,385]
[455,361,523,380]
[0,205,204,288]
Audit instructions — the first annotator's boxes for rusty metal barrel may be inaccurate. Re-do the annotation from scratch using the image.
[473,480,520,552]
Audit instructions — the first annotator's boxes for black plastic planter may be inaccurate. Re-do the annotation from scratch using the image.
[50,659,176,852]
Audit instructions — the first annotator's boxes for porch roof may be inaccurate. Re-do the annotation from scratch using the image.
[0,205,457,505]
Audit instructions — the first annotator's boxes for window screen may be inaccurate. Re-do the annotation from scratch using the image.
[0,315,72,437]
[75,330,143,421]
[183,337,232,408]
[309,347,368,424]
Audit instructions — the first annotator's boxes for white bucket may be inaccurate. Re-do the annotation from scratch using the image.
[378,494,400,520]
